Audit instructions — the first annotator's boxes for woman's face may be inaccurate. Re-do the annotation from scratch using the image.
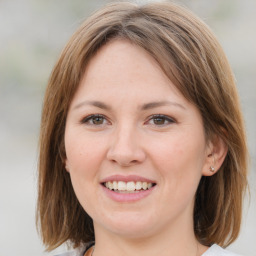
[65,40,212,239]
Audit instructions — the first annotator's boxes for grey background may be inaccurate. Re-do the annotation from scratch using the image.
[0,0,255,255]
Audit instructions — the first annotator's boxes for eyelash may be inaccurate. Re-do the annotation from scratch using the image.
[80,114,176,127]
[147,114,176,126]
[81,114,109,126]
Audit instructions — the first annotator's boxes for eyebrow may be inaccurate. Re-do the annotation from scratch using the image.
[73,100,112,110]
[140,101,186,110]
[73,100,186,111]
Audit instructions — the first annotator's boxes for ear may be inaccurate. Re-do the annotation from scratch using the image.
[202,135,228,177]
[60,139,69,172]
[64,159,70,172]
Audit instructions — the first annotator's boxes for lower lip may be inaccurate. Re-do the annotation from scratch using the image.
[101,185,156,202]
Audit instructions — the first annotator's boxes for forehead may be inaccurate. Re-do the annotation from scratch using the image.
[72,40,184,103]
[85,40,166,81]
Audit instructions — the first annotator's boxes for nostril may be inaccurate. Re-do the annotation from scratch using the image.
[106,139,146,166]
[109,158,139,167]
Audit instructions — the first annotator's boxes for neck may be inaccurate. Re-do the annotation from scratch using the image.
[92,218,208,256]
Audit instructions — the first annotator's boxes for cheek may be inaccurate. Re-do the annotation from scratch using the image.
[150,133,206,214]
[65,133,104,212]
[65,131,105,171]
[149,131,206,188]
[152,133,205,168]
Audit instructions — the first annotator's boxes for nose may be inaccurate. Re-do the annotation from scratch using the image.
[106,125,146,167]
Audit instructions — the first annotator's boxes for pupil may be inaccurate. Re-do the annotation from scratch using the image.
[93,116,103,124]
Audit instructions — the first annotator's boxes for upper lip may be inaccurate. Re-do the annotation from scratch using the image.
[100,175,156,184]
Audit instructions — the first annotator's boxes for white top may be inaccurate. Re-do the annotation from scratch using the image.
[54,244,242,256]
[203,244,241,256]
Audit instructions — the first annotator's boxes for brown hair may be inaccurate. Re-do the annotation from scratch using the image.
[37,1,248,251]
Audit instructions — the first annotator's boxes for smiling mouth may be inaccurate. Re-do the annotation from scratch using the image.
[102,181,156,193]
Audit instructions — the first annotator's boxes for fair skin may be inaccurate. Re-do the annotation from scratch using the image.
[65,40,226,256]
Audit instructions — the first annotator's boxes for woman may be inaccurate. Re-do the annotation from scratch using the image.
[37,2,248,256]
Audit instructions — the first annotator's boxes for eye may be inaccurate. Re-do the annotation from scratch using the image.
[147,114,175,126]
[81,114,109,126]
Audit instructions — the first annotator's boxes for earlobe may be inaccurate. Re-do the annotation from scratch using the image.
[64,160,70,172]
[202,135,228,177]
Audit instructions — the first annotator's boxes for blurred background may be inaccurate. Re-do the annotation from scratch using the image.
[0,0,255,255]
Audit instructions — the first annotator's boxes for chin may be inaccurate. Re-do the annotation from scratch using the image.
[95,210,160,238]
[109,224,154,239]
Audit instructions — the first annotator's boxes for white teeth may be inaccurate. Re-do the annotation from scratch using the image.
[126,181,135,191]
[142,182,147,190]
[104,181,154,192]
[117,181,126,191]
[107,181,113,190]
[113,181,118,190]
[135,181,142,190]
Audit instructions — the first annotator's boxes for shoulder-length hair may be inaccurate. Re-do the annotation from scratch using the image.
[37,1,248,251]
